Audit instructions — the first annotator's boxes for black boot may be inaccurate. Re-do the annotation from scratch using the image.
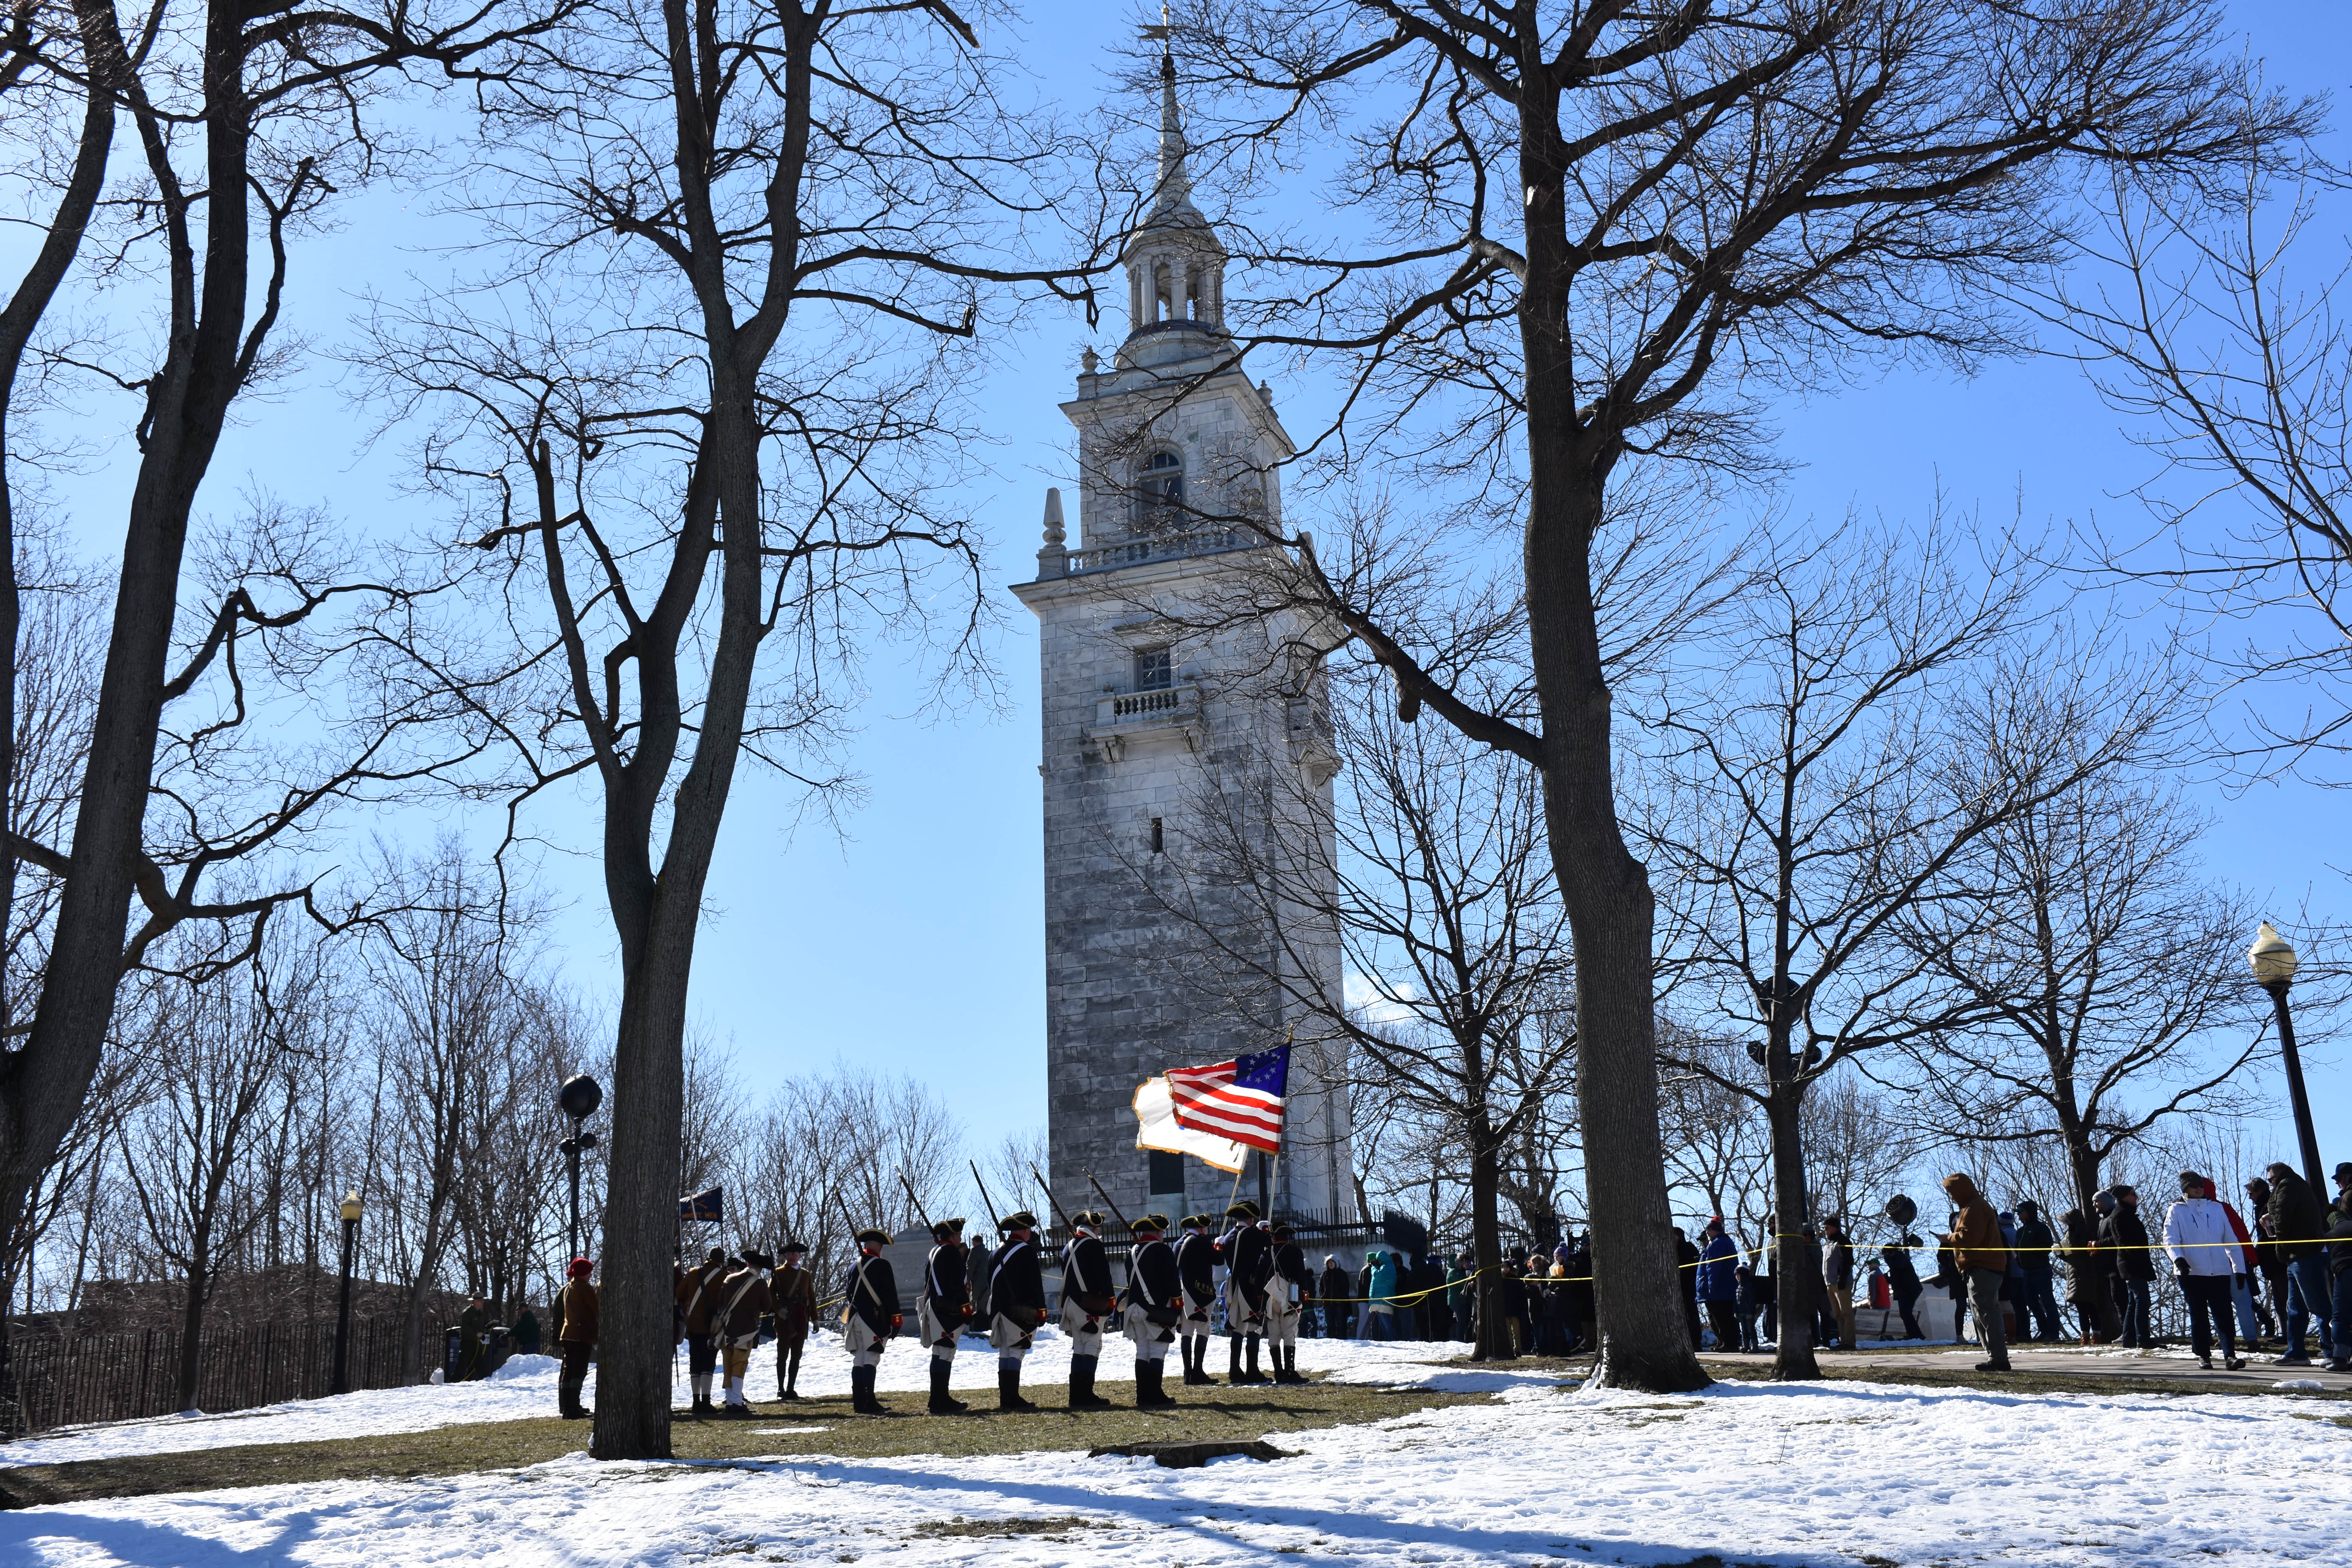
[852,1365,888,1414]
[1069,1353,1112,1410]
[1227,1337,1245,1385]
[1275,1345,1304,1384]
[1137,1359,1177,1408]
[997,1361,1036,1412]
[1241,1336,1270,1385]
[782,1344,803,1400]
[928,1358,967,1415]
[1187,1338,1211,1385]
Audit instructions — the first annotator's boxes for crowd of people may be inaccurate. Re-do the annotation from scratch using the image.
[523,1159,2352,1419]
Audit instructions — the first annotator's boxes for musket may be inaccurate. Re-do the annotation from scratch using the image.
[1084,1169,1138,1237]
[1027,1162,1077,1234]
[897,1167,935,1233]
[969,1160,1008,1234]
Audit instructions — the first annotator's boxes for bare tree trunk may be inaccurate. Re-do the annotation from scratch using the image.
[1467,1136,1508,1362]
[1765,1088,1820,1381]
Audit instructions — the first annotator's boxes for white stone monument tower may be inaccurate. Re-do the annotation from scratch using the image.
[1010,53,1352,1226]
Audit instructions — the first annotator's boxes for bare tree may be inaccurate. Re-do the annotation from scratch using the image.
[356,0,1093,1459]
[1657,1025,1772,1240]
[1889,767,2263,1221]
[0,0,576,1416]
[1145,0,2293,1394]
[2060,151,2352,780]
[1135,679,1575,1357]
[115,922,334,1412]
[1641,520,2178,1378]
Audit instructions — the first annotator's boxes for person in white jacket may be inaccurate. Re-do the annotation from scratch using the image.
[2163,1170,2248,1370]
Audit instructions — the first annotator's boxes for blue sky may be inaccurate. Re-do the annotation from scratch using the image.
[33,1,2352,1186]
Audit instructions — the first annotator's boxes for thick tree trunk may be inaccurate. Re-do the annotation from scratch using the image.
[1514,72,1702,1396]
[1467,1136,1509,1361]
[1766,1087,1822,1381]
[176,1252,209,1414]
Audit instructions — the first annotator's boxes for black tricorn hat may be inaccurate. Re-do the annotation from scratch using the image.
[1134,1213,1171,1233]
[1071,1209,1105,1228]
[780,1240,808,1255]
[1001,1209,1039,1230]
[1225,1200,1260,1219]
[704,1247,726,1264]
[932,1216,967,1235]
[853,1226,892,1246]
[742,1249,773,1270]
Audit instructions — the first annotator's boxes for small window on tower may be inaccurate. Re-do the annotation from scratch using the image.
[1134,645,1172,690]
[1137,450,1183,519]
[1149,1149,1185,1196]
[1151,817,1164,854]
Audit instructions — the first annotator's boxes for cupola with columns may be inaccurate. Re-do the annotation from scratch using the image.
[1118,50,1229,369]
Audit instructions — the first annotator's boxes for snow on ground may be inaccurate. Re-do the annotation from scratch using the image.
[0,1331,1469,1470]
[7,1363,2352,1567]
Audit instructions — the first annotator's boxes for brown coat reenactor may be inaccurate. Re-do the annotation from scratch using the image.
[674,1248,729,1413]
[771,1241,817,1399]
[713,1252,775,1415]
[555,1258,597,1420]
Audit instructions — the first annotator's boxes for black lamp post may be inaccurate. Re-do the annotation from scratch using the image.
[2250,921,2327,1192]
[331,1190,363,1395]
[558,1074,603,1260]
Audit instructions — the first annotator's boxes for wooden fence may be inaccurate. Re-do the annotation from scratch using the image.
[4,1315,421,1437]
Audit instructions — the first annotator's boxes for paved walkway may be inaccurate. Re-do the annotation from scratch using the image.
[1703,1343,2352,1393]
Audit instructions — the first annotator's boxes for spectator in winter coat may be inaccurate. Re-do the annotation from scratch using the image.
[513,1307,542,1357]
[2162,1170,2248,1370]
[1565,1236,1597,1350]
[2201,1180,2263,1345]
[2060,1207,2102,1342]
[2324,1197,2352,1373]
[1820,1217,1856,1350]
[2013,1202,2060,1342]
[1733,1264,1764,1351]
[2245,1178,2289,1343]
[1697,1218,1740,1350]
[1365,1251,1401,1341]
[1995,1210,2027,1336]
[2100,1187,2158,1348]
[1941,1173,2011,1372]
[1445,1257,1473,1342]
[2265,1163,2335,1365]
[1932,1227,1968,1343]
[1881,1241,1924,1340]
[1319,1257,1353,1339]
[555,1258,597,1420]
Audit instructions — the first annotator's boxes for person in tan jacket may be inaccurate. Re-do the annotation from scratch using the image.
[1942,1174,2011,1372]
[713,1252,775,1416]
[555,1258,598,1419]
[674,1248,730,1414]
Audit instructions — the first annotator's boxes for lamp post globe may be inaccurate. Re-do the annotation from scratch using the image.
[332,1190,364,1396]
[2248,920,2325,1192]
[557,1076,602,1262]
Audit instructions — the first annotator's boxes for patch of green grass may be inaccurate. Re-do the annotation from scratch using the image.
[911,1515,1111,1539]
[0,1376,1499,1511]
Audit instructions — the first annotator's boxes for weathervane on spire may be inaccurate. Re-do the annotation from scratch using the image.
[1141,3,1191,212]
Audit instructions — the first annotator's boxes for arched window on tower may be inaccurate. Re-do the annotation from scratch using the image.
[1136,449,1183,526]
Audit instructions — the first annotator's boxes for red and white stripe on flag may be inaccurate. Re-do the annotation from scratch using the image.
[1165,1044,1289,1154]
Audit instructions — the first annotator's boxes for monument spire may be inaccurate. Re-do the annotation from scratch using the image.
[1145,6,1192,214]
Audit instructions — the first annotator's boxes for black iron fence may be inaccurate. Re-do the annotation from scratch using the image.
[4,1315,419,1437]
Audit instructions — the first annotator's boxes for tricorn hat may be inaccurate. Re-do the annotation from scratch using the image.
[1225,1200,1260,1219]
[932,1216,967,1236]
[1072,1209,1105,1229]
[1271,1222,1294,1239]
[780,1240,808,1256]
[853,1226,892,1246]
[742,1249,773,1271]
[1001,1209,1039,1230]
[1134,1213,1171,1234]
[704,1247,726,1264]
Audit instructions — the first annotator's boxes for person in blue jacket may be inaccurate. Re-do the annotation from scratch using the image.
[1697,1216,1741,1351]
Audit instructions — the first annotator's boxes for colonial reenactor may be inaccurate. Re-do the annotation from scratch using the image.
[1174,1213,1220,1385]
[714,1250,774,1415]
[771,1241,817,1399]
[920,1218,974,1414]
[1122,1214,1183,1409]
[1060,1210,1117,1410]
[842,1227,902,1414]
[966,1225,995,1323]
[674,1247,730,1413]
[1220,1201,1273,1385]
[1267,1223,1314,1384]
[555,1257,597,1420]
[987,1210,1047,1412]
